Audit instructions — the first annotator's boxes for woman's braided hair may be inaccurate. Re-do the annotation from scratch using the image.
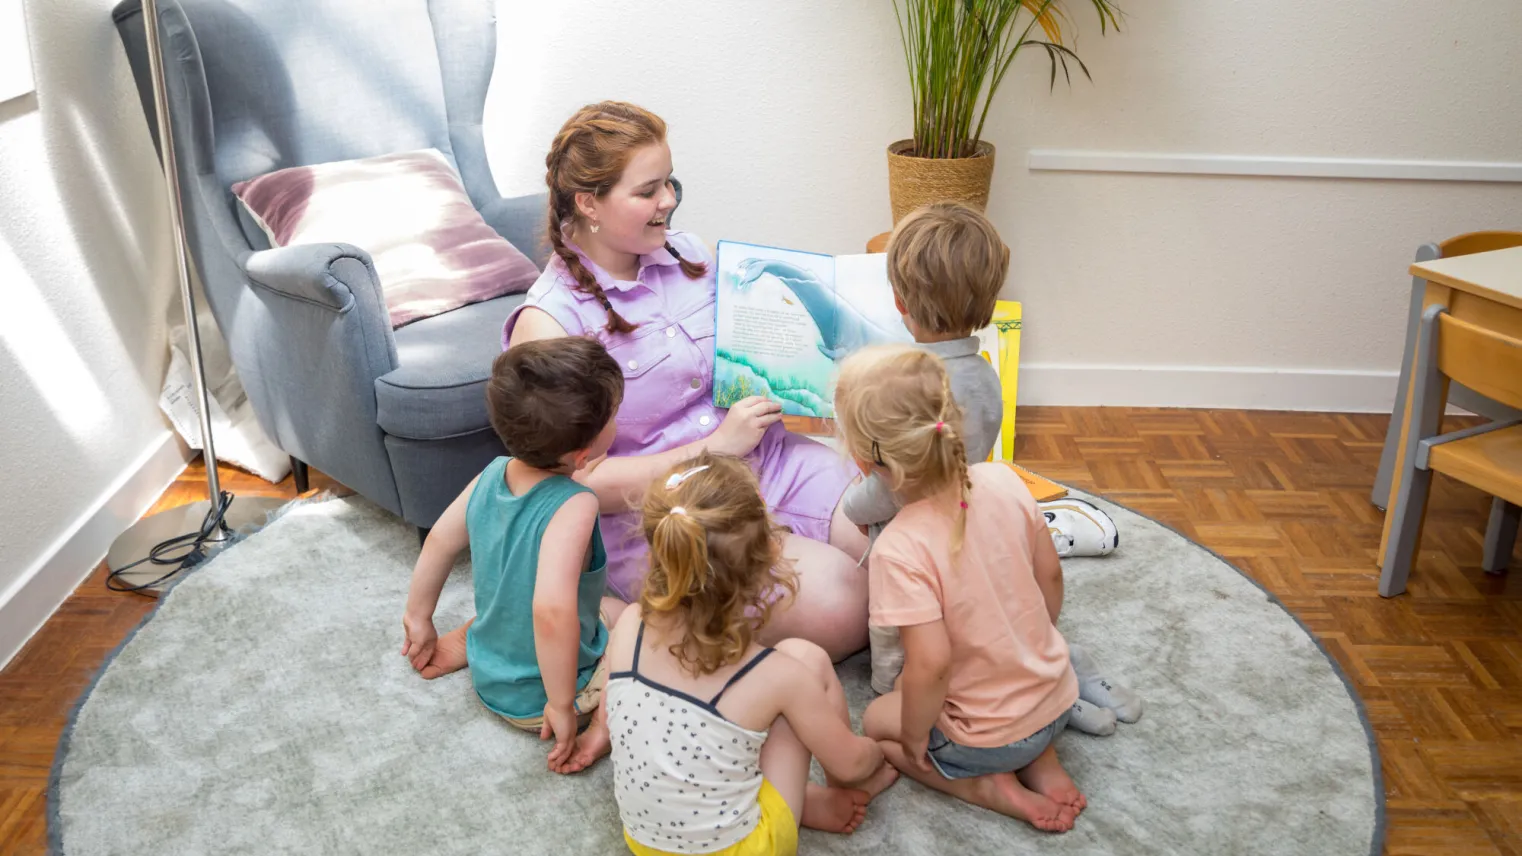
[545,101,707,334]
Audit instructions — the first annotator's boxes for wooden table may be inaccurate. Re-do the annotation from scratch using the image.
[1378,245,1522,566]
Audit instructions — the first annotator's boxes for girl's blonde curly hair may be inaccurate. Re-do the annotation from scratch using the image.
[640,452,797,675]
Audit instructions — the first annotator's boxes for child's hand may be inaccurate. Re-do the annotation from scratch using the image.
[400,613,438,672]
[540,702,581,772]
[902,732,935,774]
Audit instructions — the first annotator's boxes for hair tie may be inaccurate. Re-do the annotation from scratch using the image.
[935,422,945,433]
[959,501,969,509]
[670,506,687,516]
[665,465,710,490]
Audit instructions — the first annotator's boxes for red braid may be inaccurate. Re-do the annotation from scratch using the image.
[664,241,708,280]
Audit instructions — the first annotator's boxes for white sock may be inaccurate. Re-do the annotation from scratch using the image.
[1069,643,1144,723]
[1066,698,1117,736]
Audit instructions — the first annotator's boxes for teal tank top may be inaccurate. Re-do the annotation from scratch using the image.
[464,457,608,719]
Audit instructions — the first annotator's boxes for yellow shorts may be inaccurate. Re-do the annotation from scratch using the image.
[623,779,798,856]
[499,659,605,733]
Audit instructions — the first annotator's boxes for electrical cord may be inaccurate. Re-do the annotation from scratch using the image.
[105,491,236,595]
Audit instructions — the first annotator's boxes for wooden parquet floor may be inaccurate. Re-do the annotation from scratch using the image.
[2,407,1519,854]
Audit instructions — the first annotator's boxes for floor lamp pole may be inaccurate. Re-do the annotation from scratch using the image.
[143,0,220,499]
[106,0,285,592]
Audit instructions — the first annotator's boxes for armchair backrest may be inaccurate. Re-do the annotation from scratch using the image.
[113,0,503,219]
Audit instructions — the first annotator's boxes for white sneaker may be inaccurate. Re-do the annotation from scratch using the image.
[1040,498,1119,558]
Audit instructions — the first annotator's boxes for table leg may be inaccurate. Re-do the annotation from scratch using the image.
[1377,282,1453,568]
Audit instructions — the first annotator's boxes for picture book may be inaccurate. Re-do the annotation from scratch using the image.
[714,241,911,421]
[1004,462,1068,502]
[712,239,1022,458]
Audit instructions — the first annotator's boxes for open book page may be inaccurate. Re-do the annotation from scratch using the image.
[830,253,915,353]
[714,242,839,417]
[715,243,916,420]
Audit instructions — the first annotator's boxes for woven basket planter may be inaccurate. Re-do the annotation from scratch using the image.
[886,139,996,225]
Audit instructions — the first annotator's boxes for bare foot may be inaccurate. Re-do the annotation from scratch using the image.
[1016,747,1086,819]
[801,784,870,834]
[972,773,1072,833]
[852,763,900,802]
[419,624,469,679]
[557,718,611,774]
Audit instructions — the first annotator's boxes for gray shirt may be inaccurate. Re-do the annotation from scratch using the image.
[840,336,1004,532]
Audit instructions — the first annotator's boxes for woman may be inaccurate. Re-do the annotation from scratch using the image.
[503,101,867,661]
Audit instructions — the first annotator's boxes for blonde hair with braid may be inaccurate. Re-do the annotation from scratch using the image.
[640,452,796,675]
[834,345,974,552]
[544,101,707,334]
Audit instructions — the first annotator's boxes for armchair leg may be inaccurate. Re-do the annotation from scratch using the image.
[1482,498,1519,574]
[290,456,310,494]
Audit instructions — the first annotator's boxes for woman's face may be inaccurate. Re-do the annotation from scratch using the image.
[578,142,678,257]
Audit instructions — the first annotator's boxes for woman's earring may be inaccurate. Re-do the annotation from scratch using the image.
[590,220,601,234]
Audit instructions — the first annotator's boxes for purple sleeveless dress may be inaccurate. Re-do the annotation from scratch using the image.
[503,231,856,601]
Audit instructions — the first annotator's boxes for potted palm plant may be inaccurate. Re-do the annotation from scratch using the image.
[888,0,1121,223]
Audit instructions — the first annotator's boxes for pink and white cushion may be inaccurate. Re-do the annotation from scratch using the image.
[232,149,538,328]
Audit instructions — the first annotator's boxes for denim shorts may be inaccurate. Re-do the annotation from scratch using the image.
[927,710,1070,780]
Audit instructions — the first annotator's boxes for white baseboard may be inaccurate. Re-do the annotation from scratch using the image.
[1017,363,1401,412]
[0,431,190,670]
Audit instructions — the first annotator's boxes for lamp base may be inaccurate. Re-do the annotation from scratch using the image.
[105,494,291,593]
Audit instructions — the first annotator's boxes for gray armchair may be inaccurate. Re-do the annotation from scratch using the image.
[112,0,549,530]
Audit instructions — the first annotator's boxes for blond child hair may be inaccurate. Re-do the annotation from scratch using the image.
[835,345,973,550]
[639,452,798,674]
[886,202,1009,337]
[604,454,893,850]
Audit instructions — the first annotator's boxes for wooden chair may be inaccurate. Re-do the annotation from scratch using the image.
[1372,231,1522,583]
[1379,305,1522,596]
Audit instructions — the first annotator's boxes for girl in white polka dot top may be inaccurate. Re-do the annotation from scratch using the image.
[603,452,898,856]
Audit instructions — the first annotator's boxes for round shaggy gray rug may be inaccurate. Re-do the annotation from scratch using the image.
[50,493,1382,855]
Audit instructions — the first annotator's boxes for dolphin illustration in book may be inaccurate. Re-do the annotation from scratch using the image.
[735,258,904,360]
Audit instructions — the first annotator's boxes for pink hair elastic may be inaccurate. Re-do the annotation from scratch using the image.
[959,501,968,509]
[934,421,945,433]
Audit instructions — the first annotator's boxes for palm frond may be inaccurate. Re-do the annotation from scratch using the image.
[893,0,1123,158]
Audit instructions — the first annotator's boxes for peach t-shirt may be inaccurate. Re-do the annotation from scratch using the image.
[869,462,1078,747]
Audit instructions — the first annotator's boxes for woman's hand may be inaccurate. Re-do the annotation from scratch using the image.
[709,396,782,457]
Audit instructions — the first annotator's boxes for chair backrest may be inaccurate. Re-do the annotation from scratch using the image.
[1435,313,1522,411]
[1439,230,1522,259]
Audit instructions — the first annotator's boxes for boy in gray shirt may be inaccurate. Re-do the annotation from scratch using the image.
[840,203,1141,733]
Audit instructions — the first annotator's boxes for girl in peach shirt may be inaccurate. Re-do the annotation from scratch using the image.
[835,345,1086,833]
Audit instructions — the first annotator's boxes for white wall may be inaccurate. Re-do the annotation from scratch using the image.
[0,0,184,666]
[486,0,1522,409]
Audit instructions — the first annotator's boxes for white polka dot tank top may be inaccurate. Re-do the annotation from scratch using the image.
[607,622,775,854]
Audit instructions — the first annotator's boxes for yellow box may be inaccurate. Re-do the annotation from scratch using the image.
[974,300,1022,462]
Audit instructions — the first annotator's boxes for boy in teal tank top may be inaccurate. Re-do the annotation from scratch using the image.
[402,337,625,774]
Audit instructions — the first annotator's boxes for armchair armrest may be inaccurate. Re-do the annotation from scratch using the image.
[479,192,550,270]
[243,242,385,312]
[230,241,404,515]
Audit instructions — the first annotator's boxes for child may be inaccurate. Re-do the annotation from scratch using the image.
[401,336,625,775]
[604,453,897,856]
[838,345,1085,832]
[839,202,1141,733]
